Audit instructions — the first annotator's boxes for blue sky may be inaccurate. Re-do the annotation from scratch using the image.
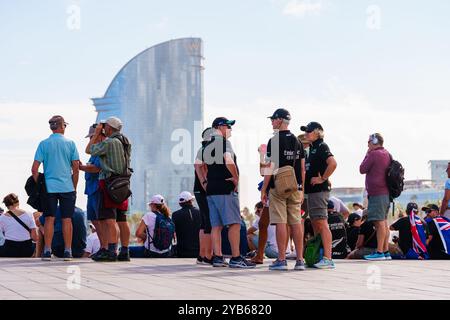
[1,0,449,209]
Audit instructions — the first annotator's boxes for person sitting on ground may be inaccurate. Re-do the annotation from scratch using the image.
[246,202,264,254]
[37,206,87,258]
[329,196,350,220]
[346,213,362,251]
[134,195,174,258]
[172,191,202,258]
[352,203,364,217]
[84,223,101,258]
[390,202,429,259]
[0,193,38,257]
[422,204,440,223]
[327,200,351,259]
[346,215,378,259]
[221,215,249,257]
[426,214,450,260]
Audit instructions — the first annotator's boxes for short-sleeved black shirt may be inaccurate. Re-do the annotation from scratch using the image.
[204,135,239,195]
[305,138,333,194]
[391,217,413,255]
[266,130,305,189]
[359,221,378,249]
[193,143,207,194]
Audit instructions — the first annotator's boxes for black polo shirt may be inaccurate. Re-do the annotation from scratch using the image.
[204,135,239,195]
[305,138,333,194]
[193,142,207,194]
[266,130,305,189]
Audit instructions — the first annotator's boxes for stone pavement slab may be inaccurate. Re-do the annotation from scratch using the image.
[0,258,448,300]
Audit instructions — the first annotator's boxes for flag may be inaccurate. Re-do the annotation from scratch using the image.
[408,213,429,259]
[433,216,450,255]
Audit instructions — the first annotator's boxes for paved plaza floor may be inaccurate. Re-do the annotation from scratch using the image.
[0,258,448,300]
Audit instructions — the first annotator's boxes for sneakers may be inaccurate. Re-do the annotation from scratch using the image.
[245,250,257,259]
[294,259,306,271]
[91,248,107,260]
[229,256,256,269]
[269,259,288,271]
[117,249,130,262]
[364,252,386,261]
[212,255,228,267]
[41,251,52,261]
[384,252,392,260]
[202,257,213,265]
[196,256,203,264]
[92,249,117,262]
[63,251,73,261]
[313,257,335,269]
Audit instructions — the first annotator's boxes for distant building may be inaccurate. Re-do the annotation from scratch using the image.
[92,38,204,211]
[429,160,450,186]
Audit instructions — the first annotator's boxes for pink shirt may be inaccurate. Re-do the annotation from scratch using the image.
[359,147,391,196]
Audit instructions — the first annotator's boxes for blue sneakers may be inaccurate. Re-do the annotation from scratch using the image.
[294,260,306,271]
[41,251,52,261]
[63,251,73,261]
[269,259,288,271]
[212,256,228,267]
[364,252,386,261]
[229,256,256,269]
[313,257,335,269]
[384,252,392,260]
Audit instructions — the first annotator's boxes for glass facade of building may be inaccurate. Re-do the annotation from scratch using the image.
[92,38,204,211]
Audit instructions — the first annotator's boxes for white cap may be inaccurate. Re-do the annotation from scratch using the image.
[106,116,123,130]
[148,194,165,205]
[178,191,194,203]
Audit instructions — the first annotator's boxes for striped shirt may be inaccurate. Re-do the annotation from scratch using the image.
[90,132,128,179]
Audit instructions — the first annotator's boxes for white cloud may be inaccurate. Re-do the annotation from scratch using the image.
[283,0,323,17]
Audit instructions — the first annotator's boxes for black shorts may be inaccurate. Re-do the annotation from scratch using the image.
[195,191,211,234]
[98,190,128,221]
[44,192,76,218]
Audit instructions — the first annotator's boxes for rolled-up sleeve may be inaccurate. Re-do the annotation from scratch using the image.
[90,141,108,157]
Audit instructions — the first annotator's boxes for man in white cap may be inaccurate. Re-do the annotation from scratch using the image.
[171,191,202,258]
[86,116,132,262]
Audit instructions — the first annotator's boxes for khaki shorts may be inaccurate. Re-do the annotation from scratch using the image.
[269,188,301,225]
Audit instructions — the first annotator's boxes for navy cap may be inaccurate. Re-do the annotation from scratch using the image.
[300,122,323,132]
[406,202,419,213]
[422,204,439,213]
[268,108,291,120]
[212,117,235,128]
[327,200,335,210]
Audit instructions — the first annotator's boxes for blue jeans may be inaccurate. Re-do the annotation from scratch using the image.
[252,235,278,259]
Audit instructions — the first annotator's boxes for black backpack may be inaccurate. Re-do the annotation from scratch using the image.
[105,134,133,204]
[386,154,404,200]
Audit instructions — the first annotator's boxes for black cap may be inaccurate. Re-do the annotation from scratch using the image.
[268,108,291,120]
[212,117,236,128]
[300,122,323,133]
[406,202,419,213]
[327,200,335,210]
[421,204,439,213]
[348,213,362,226]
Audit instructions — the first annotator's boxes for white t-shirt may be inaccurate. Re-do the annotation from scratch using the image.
[85,233,100,255]
[142,211,171,254]
[0,212,36,241]
[330,196,348,215]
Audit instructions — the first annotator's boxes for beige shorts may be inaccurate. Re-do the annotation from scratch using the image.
[269,188,301,225]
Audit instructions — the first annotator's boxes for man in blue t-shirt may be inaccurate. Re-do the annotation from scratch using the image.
[79,125,106,253]
[32,115,80,261]
[440,162,450,219]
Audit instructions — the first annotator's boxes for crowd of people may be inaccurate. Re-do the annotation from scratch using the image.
[1,110,449,269]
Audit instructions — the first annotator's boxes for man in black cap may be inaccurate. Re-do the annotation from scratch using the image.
[260,108,306,271]
[300,121,337,268]
[203,117,255,269]
[422,204,440,223]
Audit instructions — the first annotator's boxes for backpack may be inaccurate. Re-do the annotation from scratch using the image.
[147,212,175,251]
[105,134,133,204]
[386,154,404,200]
[304,234,323,267]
